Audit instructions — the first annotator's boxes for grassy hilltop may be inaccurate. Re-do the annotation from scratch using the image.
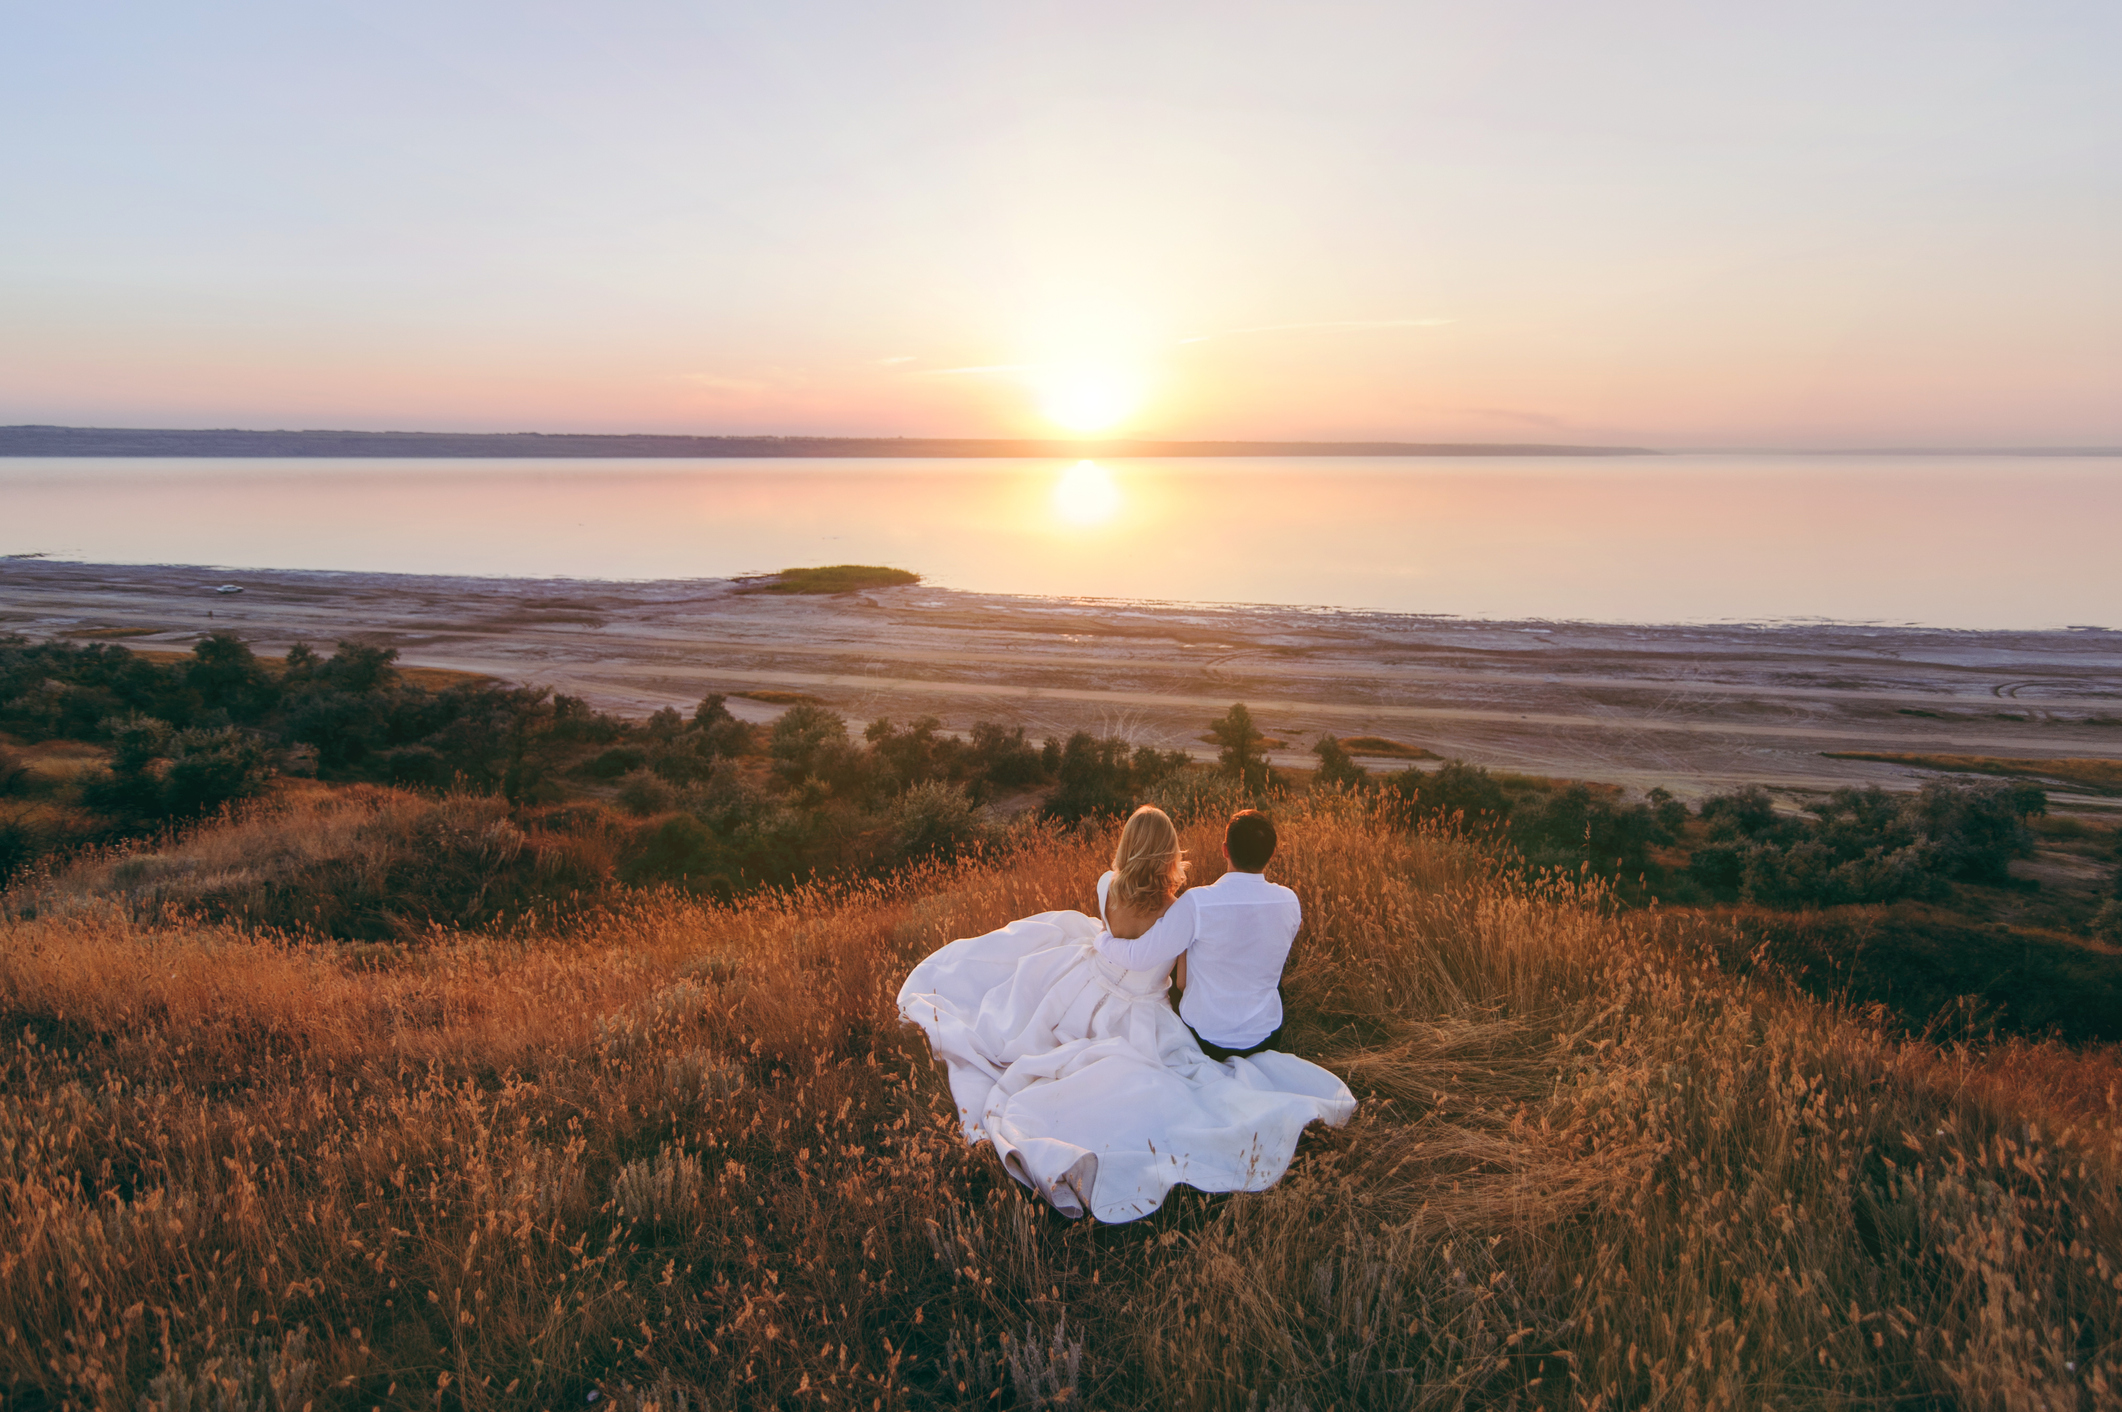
[3,794,2120,1410]
[3,631,2121,1407]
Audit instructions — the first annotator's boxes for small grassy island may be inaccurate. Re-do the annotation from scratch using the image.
[1336,735,1440,760]
[739,564,921,595]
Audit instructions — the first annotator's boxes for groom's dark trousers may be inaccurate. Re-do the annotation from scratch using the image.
[1188,1022,1284,1062]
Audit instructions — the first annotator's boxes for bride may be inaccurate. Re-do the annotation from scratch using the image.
[897,805,1356,1222]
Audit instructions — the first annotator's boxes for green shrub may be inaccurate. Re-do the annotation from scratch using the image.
[1041,732,1190,824]
[1687,779,2047,907]
[968,722,1045,790]
[768,703,860,797]
[1310,736,1367,790]
[1380,759,1510,828]
[1207,702,1270,791]
[78,716,273,825]
[617,769,678,817]
[691,694,752,759]
[584,745,648,779]
[1507,783,1669,878]
[622,814,723,890]
[885,781,984,865]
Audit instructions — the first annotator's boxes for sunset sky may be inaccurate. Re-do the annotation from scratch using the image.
[4,3,2117,446]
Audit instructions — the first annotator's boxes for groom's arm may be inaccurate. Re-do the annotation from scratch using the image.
[1093,892,1199,972]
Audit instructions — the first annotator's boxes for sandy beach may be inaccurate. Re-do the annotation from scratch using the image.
[5,556,2119,810]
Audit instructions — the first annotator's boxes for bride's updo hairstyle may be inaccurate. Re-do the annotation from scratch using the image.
[1110,805,1188,912]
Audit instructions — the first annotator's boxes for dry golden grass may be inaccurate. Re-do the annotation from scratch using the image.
[1,738,110,853]
[2,799,2118,1409]
[3,737,109,772]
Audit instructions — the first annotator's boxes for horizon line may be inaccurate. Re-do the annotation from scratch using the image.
[2,424,2118,458]
[0,424,1652,457]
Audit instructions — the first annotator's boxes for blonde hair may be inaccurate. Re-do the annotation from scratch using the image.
[1109,805,1187,912]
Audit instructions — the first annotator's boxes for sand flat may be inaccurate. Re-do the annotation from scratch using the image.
[4,557,2119,805]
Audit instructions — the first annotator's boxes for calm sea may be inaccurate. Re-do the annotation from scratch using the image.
[3,454,2116,629]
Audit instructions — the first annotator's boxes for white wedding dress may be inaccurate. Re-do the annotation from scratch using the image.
[896,873,1357,1222]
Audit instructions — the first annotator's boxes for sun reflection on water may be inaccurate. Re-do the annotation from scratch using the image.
[1052,460,1122,525]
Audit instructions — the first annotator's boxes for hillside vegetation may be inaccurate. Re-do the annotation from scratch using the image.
[3,797,2119,1410]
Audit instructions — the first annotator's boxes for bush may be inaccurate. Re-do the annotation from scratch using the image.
[1310,736,1367,791]
[865,716,967,794]
[649,741,717,786]
[768,704,863,799]
[1699,784,1785,841]
[692,694,753,759]
[162,728,275,819]
[1381,759,1509,829]
[1208,702,1270,791]
[1647,786,1689,833]
[1507,783,1668,879]
[969,722,1045,790]
[884,781,984,865]
[622,814,722,889]
[78,716,273,825]
[1905,778,2046,883]
[377,743,450,788]
[617,769,678,817]
[1041,732,1191,824]
[584,745,648,780]
[1687,841,1745,895]
[1687,778,2047,907]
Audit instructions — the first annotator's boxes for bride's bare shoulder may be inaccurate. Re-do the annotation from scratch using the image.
[1105,891,1176,941]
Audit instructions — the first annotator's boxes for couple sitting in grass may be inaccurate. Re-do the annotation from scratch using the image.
[897,806,1355,1222]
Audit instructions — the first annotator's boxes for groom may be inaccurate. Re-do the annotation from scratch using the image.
[1095,809,1301,1061]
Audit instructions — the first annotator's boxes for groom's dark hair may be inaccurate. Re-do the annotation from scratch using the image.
[1225,810,1277,872]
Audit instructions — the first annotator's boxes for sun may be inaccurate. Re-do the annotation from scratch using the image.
[1037,365,1142,435]
[1052,460,1122,525]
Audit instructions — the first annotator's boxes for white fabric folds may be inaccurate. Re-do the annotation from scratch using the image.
[896,908,1356,1222]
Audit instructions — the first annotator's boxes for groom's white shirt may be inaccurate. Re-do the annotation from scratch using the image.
[1095,869,1301,1048]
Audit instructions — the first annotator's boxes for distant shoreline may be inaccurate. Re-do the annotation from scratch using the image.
[5,556,2118,809]
[0,425,1653,458]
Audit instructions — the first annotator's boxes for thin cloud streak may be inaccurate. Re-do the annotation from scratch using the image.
[1176,319,1453,346]
[916,364,1037,377]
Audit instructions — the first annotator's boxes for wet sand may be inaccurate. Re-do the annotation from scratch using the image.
[5,558,2120,810]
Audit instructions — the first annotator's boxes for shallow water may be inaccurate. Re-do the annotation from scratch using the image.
[3,453,2116,628]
